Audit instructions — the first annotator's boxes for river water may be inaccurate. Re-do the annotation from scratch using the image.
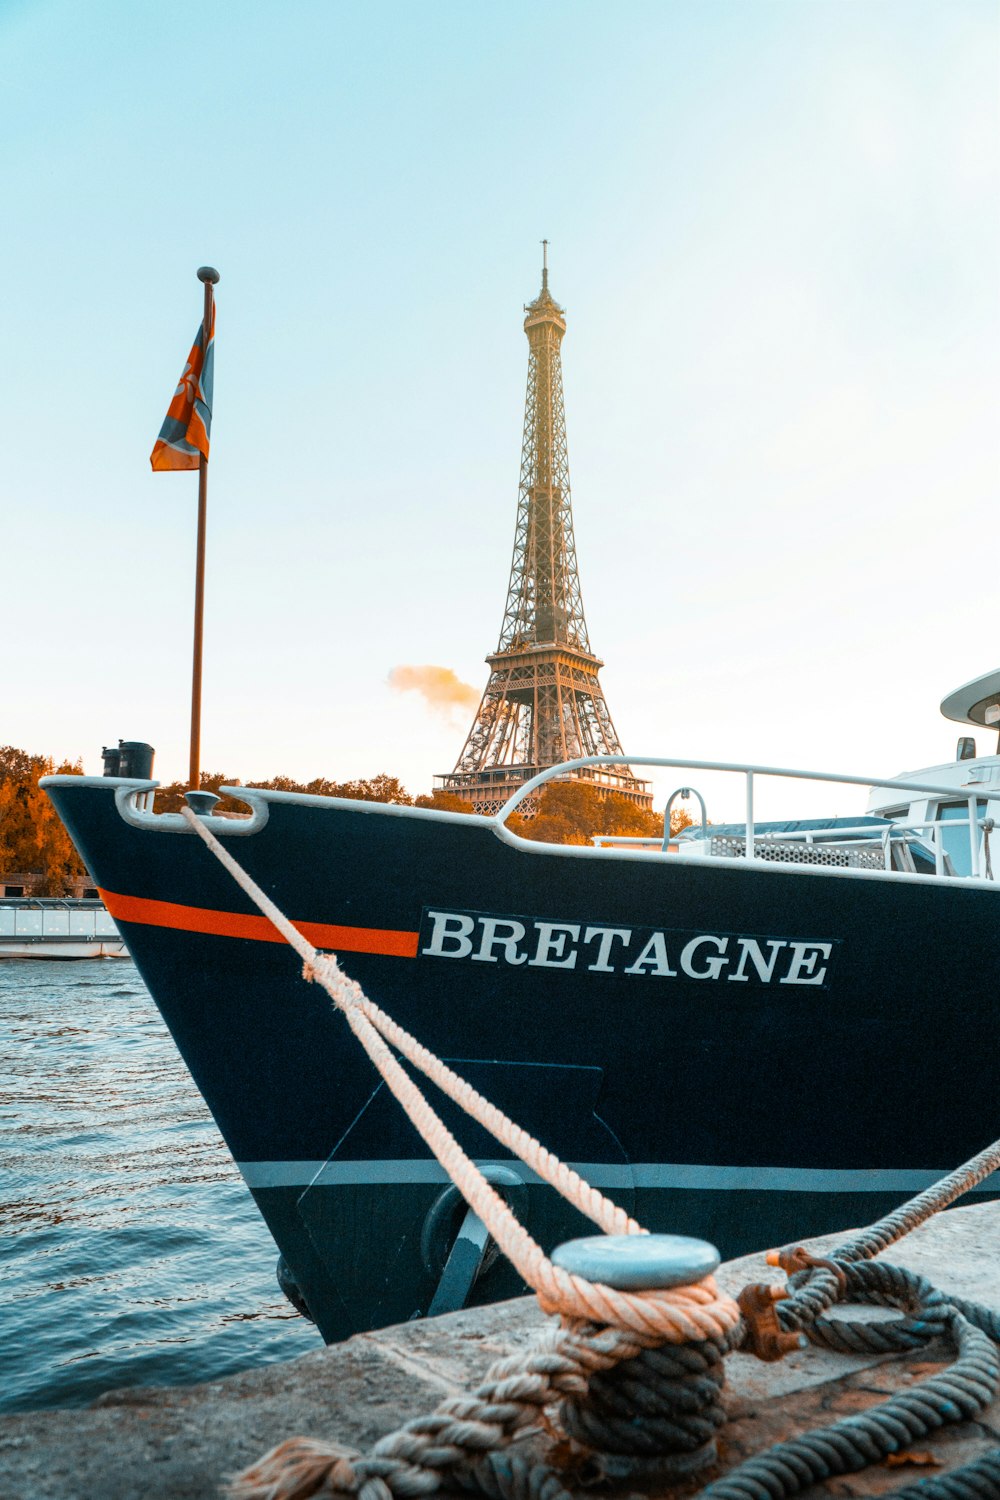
[0,958,319,1413]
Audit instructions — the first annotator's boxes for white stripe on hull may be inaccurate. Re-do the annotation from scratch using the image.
[237,1159,1000,1194]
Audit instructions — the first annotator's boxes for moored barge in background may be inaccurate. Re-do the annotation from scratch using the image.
[0,897,126,960]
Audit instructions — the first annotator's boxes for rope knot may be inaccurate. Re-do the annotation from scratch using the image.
[536,1265,742,1347]
[229,1437,359,1499]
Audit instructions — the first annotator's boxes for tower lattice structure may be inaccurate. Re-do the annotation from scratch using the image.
[439,255,652,817]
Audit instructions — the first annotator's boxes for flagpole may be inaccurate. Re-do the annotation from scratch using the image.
[189,265,219,791]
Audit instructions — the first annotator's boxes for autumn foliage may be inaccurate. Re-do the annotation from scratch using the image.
[507,781,673,845]
[0,747,86,895]
[152,771,416,815]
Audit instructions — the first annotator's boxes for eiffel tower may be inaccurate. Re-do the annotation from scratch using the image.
[439,249,652,817]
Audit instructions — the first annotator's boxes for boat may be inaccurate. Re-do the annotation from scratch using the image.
[0,896,127,959]
[41,668,1000,1343]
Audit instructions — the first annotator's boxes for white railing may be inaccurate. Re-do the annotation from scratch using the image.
[495,755,996,880]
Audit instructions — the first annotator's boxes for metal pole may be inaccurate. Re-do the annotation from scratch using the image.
[968,796,980,878]
[662,787,709,852]
[189,265,219,791]
[745,772,755,861]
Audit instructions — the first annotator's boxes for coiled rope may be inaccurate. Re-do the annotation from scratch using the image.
[711,1267,1000,1500]
[711,1146,1000,1500]
[772,1136,1000,1349]
[178,808,1000,1500]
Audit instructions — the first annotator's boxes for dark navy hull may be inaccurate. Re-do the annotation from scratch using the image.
[43,778,1000,1342]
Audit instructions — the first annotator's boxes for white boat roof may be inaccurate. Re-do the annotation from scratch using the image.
[940,669,1000,729]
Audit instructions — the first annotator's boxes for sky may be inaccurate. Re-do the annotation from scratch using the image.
[3,0,998,822]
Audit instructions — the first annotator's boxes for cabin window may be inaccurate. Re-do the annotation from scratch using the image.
[936,801,987,876]
[4,885,24,897]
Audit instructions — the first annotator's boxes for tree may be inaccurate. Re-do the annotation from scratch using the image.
[0,747,40,784]
[0,748,86,894]
[245,773,414,805]
[326,775,413,805]
[152,770,420,812]
[668,805,695,837]
[507,780,668,846]
[414,790,473,813]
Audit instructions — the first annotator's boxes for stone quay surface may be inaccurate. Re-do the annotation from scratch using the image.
[1,1201,998,1500]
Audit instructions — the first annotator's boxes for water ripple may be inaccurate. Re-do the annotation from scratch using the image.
[0,958,318,1412]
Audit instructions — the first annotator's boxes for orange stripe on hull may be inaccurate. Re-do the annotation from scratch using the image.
[98,888,419,958]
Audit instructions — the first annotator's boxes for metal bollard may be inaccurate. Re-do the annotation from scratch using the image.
[552,1231,720,1289]
[184,790,221,816]
[550,1232,731,1481]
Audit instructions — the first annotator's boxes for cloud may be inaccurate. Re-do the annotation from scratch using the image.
[388,664,479,718]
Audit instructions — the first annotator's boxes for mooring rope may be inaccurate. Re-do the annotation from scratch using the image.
[703,1308,999,1500]
[770,1136,1000,1349]
[704,1140,1000,1500]
[712,1258,1000,1500]
[177,808,1000,1500]
[179,806,739,1343]
[181,808,744,1497]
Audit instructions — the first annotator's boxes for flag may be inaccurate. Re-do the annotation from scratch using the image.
[150,305,216,471]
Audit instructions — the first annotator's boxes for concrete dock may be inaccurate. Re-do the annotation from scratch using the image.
[2,1201,998,1500]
